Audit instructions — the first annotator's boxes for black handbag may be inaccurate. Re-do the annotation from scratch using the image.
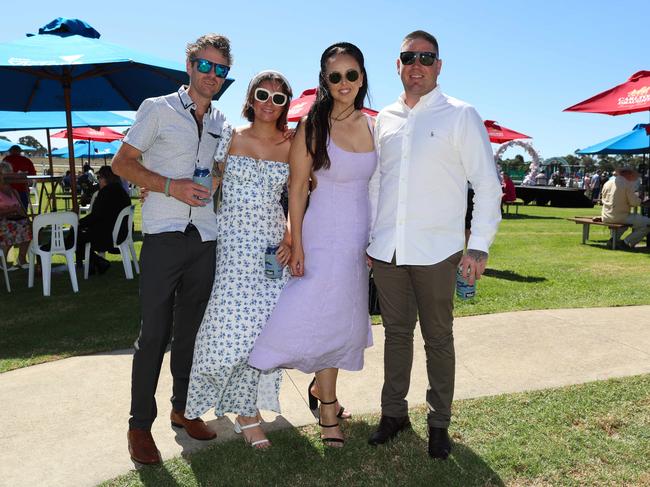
[368,271,381,316]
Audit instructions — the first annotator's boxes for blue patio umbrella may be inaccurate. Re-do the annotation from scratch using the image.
[0,111,133,131]
[0,18,234,211]
[51,140,121,159]
[576,124,650,155]
[0,140,36,152]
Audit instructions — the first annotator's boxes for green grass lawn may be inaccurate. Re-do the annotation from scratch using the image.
[1,203,649,373]
[100,374,650,487]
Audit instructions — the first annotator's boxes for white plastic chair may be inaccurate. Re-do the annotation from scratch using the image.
[28,211,79,296]
[84,205,139,280]
[28,184,39,215]
[0,248,10,292]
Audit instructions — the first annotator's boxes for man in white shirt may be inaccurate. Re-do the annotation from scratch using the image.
[601,167,649,249]
[112,34,232,465]
[367,30,502,459]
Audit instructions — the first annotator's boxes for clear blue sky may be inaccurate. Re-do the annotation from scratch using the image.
[4,0,649,159]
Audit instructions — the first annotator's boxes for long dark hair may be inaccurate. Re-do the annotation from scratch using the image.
[305,42,369,171]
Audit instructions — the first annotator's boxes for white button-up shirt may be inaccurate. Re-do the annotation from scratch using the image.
[124,86,226,241]
[368,86,502,265]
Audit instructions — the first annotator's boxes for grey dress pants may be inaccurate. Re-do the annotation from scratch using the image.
[129,225,216,430]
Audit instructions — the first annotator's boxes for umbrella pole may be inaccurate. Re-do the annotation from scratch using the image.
[45,128,54,176]
[45,128,57,211]
[63,76,79,214]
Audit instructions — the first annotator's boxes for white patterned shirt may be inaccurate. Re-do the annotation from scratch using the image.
[124,86,227,241]
[368,86,502,265]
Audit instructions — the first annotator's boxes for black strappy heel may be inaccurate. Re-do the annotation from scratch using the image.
[308,377,351,420]
[319,399,345,447]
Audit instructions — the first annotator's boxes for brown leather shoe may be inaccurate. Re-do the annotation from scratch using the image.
[170,409,217,441]
[127,429,162,465]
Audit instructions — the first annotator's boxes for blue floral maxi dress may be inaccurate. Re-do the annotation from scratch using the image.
[185,153,289,418]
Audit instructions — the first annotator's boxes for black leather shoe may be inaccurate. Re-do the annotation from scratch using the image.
[368,415,411,446]
[428,427,452,459]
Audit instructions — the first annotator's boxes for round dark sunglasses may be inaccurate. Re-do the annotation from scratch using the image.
[399,51,437,66]
[192,58,230,78]
[254,87,288,106]
[327,69,360,84]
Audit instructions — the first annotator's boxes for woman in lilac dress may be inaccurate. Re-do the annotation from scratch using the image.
[249,43,376,447]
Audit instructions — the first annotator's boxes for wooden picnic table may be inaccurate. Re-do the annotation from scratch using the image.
[567,216,649,249]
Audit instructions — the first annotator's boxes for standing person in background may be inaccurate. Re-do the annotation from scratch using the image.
[367,30,502,459]
[3,145,36,210]
[591,170,602,202]
[112,33,232,465]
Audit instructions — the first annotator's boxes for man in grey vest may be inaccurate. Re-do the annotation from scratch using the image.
[112,33,231,465]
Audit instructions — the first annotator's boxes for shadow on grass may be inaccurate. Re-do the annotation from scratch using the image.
[501,213,562,220]
[585,242,650,254]
[130,419,504,487]
[483,268,547,283]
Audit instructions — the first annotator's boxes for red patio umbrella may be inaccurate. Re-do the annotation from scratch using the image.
[483,120,531,144]
[51,126,125,166]
[564,70,650,115]
[51,126,125,142]
[287,88,378,122]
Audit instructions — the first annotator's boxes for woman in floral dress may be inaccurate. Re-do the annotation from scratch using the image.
[0,162,32,268]
[184,71,293,449]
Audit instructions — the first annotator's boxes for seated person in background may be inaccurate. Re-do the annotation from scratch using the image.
[501,171,517,214]
[2,145,36,210]
[501,172,516,201]
[77,164,99,205]
[0,162,32,269]
[534,170,548,186]
[75,165,131,274]
[601,167,649,250]
[62,170,72,191]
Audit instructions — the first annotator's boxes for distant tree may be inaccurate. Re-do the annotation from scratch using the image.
[564,154,580,166]
[18,135,45,151]
[578,155,596,172]
[597,155,616,172]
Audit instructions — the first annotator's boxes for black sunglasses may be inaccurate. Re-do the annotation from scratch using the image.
[327,69,360,84]
[192,58,230,78]
[399,51,437,66]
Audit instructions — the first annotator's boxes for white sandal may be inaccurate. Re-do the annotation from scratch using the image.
[234,420,271,448]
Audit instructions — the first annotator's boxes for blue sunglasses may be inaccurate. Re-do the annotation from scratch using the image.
[192,58,230,78]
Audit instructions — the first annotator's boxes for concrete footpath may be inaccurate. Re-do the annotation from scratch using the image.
[1,306,649,487]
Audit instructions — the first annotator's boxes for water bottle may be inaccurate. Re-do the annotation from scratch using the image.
[456,266,476,300]
[264,245,283,279]
[193,166,212,201]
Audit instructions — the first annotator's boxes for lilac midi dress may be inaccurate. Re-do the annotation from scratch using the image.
[249,135,377,374]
